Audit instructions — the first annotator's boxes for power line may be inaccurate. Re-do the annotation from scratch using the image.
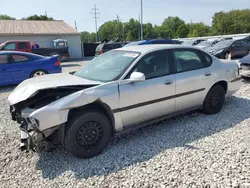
[91,5,100,42]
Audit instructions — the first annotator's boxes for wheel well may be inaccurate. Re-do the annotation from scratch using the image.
[213,81,228,93]
[67,101,115,135]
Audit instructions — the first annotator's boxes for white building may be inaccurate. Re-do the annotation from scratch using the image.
[0,20,82,59]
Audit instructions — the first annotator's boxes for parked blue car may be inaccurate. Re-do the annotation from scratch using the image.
[124,39,176,47]
[0,51,62,86]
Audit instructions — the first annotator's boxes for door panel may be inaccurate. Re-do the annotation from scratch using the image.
[0,54,12,85]
[118,50,176,127]
[119,75,176,127]
[172,49,212,112]
[6,54,33,83]
[175,68,210,111]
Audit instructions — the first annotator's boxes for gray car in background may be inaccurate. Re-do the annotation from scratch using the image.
[8,45,241,158]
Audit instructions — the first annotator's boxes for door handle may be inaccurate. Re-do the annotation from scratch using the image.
[1,68,7,71]
[205,72,211,76]
[164,80,173,85]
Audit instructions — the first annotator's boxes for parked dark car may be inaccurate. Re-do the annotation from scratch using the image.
[95,42,124,56]
[123,39,176,47]
[172,40,183,44]
[205,39,250,59]
[195,40,219,49]
[182,39,206,46]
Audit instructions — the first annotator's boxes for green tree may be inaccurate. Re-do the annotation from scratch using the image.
[161,17,186,38]
[98,20,123,41]
[0,14,15,20]
[211,9,250,35]
[124,18,140,41]
[80,31,97,43]
[187,23,210,37]
[23,14,54,20]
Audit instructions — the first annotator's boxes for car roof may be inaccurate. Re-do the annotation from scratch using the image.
[116,44,197,53]
[0,51,44,58]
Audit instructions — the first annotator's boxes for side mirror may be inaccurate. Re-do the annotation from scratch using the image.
[129,72,145,82]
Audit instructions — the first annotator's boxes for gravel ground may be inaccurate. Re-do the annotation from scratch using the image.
[1,71,250,187]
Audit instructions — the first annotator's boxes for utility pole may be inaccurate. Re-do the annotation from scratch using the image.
[140,0,143,40]
[138,14,141,40]
[116,14,121,41]
[91,5,100,42]
[74,20,77,30]
[45,11,47,16]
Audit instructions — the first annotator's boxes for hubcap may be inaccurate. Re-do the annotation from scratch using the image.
[33,71,46,77]
[76,121,103,150]
[209,91,220,108]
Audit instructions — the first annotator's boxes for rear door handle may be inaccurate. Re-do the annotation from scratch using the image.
[205,72,211,76]
[164,80,173,85]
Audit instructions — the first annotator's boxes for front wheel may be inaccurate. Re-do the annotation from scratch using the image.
[203,85,225,115]
[65,111,112,158]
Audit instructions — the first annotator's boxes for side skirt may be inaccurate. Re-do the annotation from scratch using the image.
[115,106,201,137]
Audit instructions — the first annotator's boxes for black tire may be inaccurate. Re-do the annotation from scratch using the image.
[30,70,47,78]
[65,110,112,158]
[203,85,225,115]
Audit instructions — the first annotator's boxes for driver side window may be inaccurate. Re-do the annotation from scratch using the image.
[127,50,171,79]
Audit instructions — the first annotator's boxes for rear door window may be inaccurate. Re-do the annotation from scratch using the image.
[18,42,29,49]
[172,50,204,73]
[11,55,29,63]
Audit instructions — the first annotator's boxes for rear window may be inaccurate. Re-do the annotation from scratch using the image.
[96,43,105,51]
[18,42,29,49]
[103,44,113,50]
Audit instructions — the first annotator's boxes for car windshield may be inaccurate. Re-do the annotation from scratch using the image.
[74,50,140,82]
[213,40,234,48]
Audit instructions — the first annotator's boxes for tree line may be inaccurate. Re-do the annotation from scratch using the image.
[0,14,54,21]
[81,9,250,43]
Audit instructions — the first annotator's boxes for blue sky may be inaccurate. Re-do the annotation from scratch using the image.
[0,0,249,32]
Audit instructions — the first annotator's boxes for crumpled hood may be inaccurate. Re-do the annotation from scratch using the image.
[8,73,102,105]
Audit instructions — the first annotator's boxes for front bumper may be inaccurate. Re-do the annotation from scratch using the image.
[10,106,61,152]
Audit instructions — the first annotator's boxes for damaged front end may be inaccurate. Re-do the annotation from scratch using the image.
[9,85,97,152]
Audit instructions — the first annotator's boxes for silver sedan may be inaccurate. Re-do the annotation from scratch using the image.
[8,45,242,158]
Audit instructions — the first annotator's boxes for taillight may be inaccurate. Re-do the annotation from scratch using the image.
[55,61,60,66]
[100,50,104,54]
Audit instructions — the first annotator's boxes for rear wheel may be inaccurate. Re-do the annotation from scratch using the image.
[30,70,47,78]
[65,110,112,158]
[203,85,225,115]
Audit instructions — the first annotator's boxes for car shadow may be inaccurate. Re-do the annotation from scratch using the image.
[36,95,250,180]
[0,86,15,95]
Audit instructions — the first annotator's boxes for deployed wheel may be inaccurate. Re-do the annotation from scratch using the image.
[203,85,225,115]
[30,70,47,78]
[65,110,112,158]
